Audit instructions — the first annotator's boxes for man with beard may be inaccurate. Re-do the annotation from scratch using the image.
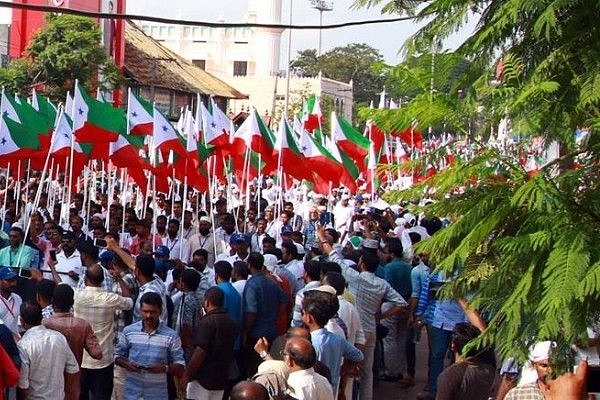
[49,231,82,288]
[188,216,217,267]
[115,292,185,400]
[504,341,555,400]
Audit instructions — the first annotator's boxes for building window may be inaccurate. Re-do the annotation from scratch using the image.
[192,60,206,70]
[233,61,248,76]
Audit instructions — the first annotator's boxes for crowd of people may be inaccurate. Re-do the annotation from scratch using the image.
[0,174,595,400]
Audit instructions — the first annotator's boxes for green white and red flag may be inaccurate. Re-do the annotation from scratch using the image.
[301,94,322,133]
[230,107,275,168]
[201,97,232,151]
[274,115,307,181]
[127,89,153,135]
[152,105,186,157]
[332,112,370,165]
[71,82,123,143]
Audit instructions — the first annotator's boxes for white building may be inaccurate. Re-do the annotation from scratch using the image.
[137,0,353,121]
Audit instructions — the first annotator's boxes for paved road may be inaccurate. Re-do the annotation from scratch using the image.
[374,330,429,399]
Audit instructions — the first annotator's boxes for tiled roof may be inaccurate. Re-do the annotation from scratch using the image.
[124,21,247,99]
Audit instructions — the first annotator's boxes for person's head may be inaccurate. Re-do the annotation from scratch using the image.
[135,219,152,237]
[192,248,208,267]
[35,279,56,307]
[229,381,268,400]
[61,231,77,252]
[172,201,183,218]
[529,341,555,383]
[280,241,298,264]
[156,215,168,233]
[53,283,75,312]
[246,207,258,222]
[70,215,83,232]
[214,260,232,283]
[255,218,267,234]
[303,260,321,283]
[450,322,482,357]
[230,234,249,255]
[358,251,379,273]
[262,236,276,252]
[8,226,24,247]
[284,337,316,371]
[78,240,99,266]
[283,202,294,213]
[180,269,201,293]
[20,301,43,328]
[139,292,162,328]
[221,214,236,234]
[197,217,212,235]
[167,219,180,238]
[203,286,224,312]
[322,272,345,296]
[247,252,264,273]
[0,267,17,295]
[387,237,404,259]
[84,263,105,287]
[264,206,274,221]
[135,254,156,281]
[183,210,193,227]
[232,261,249,282]
[301,290,336,329]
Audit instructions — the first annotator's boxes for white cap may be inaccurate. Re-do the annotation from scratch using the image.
[294,242,306,255]
[528,341,556,362]
[199,216,212,224]
[313,285,337,295]
[263,254,278,272]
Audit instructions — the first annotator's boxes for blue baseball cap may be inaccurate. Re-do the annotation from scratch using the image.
[0,267,17,280]
[153,245,170,257]
[229,233,247,245]
[281,225,293,235]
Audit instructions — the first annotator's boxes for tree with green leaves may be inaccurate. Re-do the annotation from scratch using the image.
[355,0,600,364]
[0,13,120,101]
[290,43,386,108]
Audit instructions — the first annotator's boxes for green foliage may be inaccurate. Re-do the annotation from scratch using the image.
[0,59,31,94]
[0,13,121,102]
[290,43,386,107]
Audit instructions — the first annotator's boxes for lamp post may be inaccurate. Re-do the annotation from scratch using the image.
[309,0,333,56]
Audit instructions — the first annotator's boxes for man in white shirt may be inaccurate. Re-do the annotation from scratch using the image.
[50,231,82,287]
[284,337,334,400]
[0,267,21,336]
[187,216,217,267]
[17,301,79,400]
[163,218,189,261]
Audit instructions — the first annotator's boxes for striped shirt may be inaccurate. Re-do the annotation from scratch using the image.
[329,252,408,334]
[115,321,185,400]
[74,286,134,369]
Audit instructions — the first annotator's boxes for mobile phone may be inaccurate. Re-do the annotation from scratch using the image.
[94,238,108,248]
[19,268,31,278]
[49,249,57,262]
[319,213,328,225]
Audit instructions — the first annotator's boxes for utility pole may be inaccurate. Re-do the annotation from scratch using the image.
[309,0,333,56]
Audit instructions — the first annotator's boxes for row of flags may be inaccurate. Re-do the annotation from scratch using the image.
[0,86,430,196]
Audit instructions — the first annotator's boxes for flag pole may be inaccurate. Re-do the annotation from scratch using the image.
[18,118,60,270]
[1,162,9,228]
[66,81,79,218]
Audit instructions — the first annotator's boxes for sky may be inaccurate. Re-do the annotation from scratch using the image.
[126,0,477,68]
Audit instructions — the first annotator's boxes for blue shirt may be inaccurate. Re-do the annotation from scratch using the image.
[429,272,466,331]
[310,328,363,393]
[115,321,185,400]
[242,271,288,341]
[382,258,413,299]
[218,281,243,350]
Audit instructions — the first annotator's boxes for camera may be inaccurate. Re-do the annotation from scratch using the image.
[94,238,107,248]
